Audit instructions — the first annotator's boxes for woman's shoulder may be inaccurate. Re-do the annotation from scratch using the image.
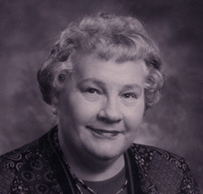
[130,143,200,194]
[0,130,55,193]
[130,143,184,163]
[0,134,47,184]
[0,126,58,167]
[0,131,49,166]
[130,143,193,177]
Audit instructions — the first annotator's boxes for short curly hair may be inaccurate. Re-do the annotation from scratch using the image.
[37,13,164,110]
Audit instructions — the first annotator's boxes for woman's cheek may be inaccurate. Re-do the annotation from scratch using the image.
[123,103,144,129]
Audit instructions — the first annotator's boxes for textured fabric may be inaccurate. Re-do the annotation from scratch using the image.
[0,126,200,194]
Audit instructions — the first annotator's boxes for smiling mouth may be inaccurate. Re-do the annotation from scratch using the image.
[86,126,122,138]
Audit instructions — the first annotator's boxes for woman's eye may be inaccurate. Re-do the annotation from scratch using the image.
[86,88,100,94]
[121,93,138,105]
[123,93,137,99]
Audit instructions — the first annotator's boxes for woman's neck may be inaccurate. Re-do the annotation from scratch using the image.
[58,129,125,181]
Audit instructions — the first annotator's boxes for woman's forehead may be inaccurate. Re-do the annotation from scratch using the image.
[70,53,147,88]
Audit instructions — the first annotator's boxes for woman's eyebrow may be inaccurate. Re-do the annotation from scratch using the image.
[122,84,143,94]
[122,84,142,90]
[77,78,105,87]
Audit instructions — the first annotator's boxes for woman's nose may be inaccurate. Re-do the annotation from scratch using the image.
[97,99,122,123]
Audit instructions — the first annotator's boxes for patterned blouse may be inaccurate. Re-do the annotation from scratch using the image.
[0,126,199,194]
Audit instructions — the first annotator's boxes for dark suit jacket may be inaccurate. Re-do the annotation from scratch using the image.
[0,126,199,194]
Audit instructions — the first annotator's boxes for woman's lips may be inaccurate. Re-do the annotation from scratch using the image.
[86,126,122,138]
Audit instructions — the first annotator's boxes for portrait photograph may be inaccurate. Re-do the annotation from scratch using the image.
[0,0,202,193]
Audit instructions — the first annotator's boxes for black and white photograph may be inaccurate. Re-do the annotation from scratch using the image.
[0,0,202,193]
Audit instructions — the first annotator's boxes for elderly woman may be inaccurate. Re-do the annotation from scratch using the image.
[0,13,199,194]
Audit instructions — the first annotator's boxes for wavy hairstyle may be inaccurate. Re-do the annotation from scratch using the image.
[37,13,164,110]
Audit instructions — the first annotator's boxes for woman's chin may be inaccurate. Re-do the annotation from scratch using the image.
[83,142,127,162]
[78,131,134,162]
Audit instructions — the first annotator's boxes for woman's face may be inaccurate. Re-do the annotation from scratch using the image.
[55,53,146,161]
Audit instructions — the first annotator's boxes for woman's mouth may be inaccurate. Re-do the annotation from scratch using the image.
[86,126,122,138]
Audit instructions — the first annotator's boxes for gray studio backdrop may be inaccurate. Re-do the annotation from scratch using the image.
[0,0,202,191]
